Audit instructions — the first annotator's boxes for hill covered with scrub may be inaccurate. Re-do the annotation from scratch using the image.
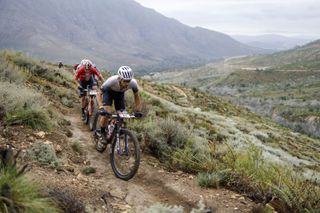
[0,50,319,212]
[147,40,320,139]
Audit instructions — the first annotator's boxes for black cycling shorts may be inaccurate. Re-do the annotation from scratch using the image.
[102,89,125,111]
[79,79,94,97]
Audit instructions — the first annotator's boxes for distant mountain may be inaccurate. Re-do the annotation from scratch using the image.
[232,39,320,69]
[0,0,263,72]
[232,34,318,51]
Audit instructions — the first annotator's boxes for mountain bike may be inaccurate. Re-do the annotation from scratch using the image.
[92,110,141,180]
[82,86,98,130]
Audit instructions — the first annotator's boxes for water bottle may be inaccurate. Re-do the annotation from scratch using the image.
[107,123,115,140]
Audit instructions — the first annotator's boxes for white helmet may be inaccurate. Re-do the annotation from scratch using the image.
[118,66,133,80]
[84,61,92,69]
[80,59,92,67]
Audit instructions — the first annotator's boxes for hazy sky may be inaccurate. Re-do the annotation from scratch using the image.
[134,0,320,37]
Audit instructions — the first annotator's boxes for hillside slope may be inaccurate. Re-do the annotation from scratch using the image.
[0,0,262,71]
[1,52,319,212]
[147,40,320,138]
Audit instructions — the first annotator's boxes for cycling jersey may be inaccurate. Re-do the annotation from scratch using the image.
[100,75,138,93]
[75,66,101,81]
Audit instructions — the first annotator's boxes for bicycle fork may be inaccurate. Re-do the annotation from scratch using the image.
[115,128,129,156]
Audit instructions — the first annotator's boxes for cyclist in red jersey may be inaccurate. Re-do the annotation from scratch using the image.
[74,61,105,118]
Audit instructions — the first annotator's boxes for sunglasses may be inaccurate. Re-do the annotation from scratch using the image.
[122,80,131,83]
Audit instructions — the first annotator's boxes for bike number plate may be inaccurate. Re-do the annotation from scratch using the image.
[118,112,131,118]
[89,90,97,95]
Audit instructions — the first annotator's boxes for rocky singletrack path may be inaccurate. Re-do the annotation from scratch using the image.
[63,112,256,213]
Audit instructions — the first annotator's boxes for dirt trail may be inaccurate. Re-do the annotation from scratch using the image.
[65,112,256,213]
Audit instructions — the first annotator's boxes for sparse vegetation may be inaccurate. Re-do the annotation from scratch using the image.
[71,141,83,155]
[0,146,59,213]
[81,167,96,175]
[0,50,77,130]
[28,142,60,167]
[135,79,320,213]
[49,188,85,213]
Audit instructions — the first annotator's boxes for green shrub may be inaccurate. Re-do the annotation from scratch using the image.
[220,146,320,212]
[145,118,190,162]
[0,82,48,114]
[0,56,26,83]
[81,167,96,175]
[197,172,224,188]
[5,109,51,131]
[71,142,83,155]
[172,138,218,173]
[60,96,74,108]
[49,188,85,213]
[0,167,59,213]
[28,142,60,167]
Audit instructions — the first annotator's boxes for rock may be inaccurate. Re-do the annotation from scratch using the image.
[189,175,194,180]
[77,173,89,182]
[65,129,73,137]
[231,195,237,199]
[65,166,75,173]
[35,131,46,138]
[55,145,62,153]
[239,196,245,200]
[176,171,183,175]
[44,140,53,145]
[27,136,35,142]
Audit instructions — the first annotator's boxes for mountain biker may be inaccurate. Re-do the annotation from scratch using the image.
[75,60,105,119]
[73,59,92,73]
[96,66,142,145]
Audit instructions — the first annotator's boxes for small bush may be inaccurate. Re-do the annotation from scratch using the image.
[60,96,74,108]
[145,118,190,162]
[221,146,320,212]
[0,82,48,114]
[82,167,96,175]
[172,138,218,173]
[0,146,59,213]
[71,142,83,155]
[5,109,51,131]
[197,172,224,188]
[0,167,59,213]
[28,142,60,167]
[49,188,85,213]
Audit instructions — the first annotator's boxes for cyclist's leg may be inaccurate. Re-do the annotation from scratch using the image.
[99,89,113,143]
[79,80,87,116]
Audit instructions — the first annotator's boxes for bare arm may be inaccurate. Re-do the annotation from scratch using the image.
[133,91,142,112]
[96,92,103,108]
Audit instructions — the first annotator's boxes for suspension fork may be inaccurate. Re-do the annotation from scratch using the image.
[115,123,129,156]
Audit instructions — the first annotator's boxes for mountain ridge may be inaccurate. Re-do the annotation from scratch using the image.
[0,0,263,71]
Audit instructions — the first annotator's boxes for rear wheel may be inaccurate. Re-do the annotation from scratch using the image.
[83,97,89,124]
[110,129,140,181]
[89,98,98,131]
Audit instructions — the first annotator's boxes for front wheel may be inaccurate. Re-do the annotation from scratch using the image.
[110,129,140,181]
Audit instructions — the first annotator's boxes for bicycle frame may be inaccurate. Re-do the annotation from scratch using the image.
[92,111,141,180]
[109,115,130,155]
[83,87,97,116]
